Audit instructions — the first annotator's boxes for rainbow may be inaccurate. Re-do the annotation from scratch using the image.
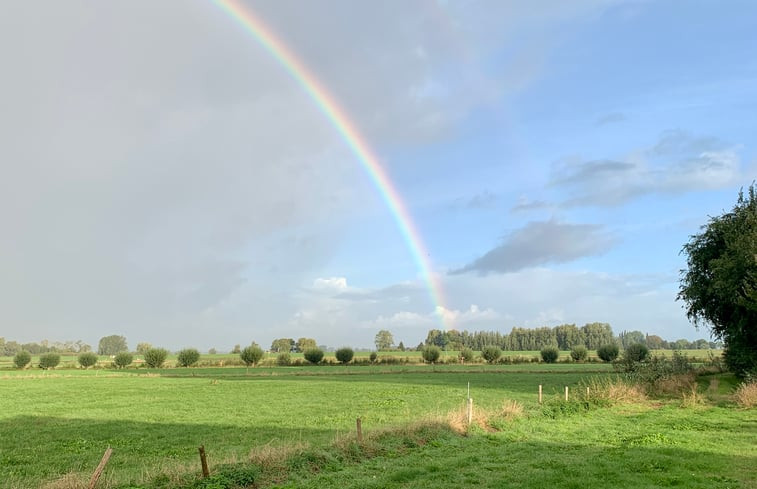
[213,0,450,328]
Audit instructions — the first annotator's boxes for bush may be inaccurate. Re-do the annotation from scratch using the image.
[421,345,441,363]
[276,352,291,366]
[369,352,377,363]
[13,351,31,369]
[303,348,324,364]
[734,381,757,408]
[540,347,559,363]
[143,348,168,368]
[481,346,502,364]
[335,347,354,364]
[460,347,474,362]
[570,345,588,362]
[113,352,133,368]
[78,352,98,369]
[177,348,201,367]
[623,343,649,363]
[240,345,264,367]
[597,344,620,362]
[39,352,61,370]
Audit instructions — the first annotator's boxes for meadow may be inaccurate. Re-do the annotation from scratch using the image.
[0,353,753,488]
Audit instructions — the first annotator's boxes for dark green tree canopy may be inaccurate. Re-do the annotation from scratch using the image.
[98,335,128,355]
[678,185,757,377]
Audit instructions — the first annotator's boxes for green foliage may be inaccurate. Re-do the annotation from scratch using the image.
[375,330,394,351]
[97,334,128,355]
[597,344,620,362]
[276,352,291,366]
[177,348,201,367]
[77,352,98,369]
[624,343,649,363]
[625,351,694,384]
[678,184,757,377]
[143,348,168,368]
[421,345,441,363]
[303,348,325,364]
[296,338,317,352]
[240,345,264,367]
[13,350,31,369]
[136,342,152,354]
[113,351,133,368]
[460,347,474,362]
[335,347,354,364]
[38,352,60,370]
[271,338,294,353]
[540,346,559,363]
[570,345,588,362]
[481,346,502,364]
[369,352,378,363]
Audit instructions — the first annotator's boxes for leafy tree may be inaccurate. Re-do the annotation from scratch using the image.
[303,348,324,364]
[13,351,31,369]
[114,352,133,368]
[136,342,152,354]
[98,335,128,355]
[374,330,394,351]
[335,347,354,364]
[540,347,559,363]
[617,330,646,349]
[398,341,405,352]
[177,348,200,367]
[143,348,168,368]
[570,345,588,362]
[421,345,441,363]
[645,335,665,349]
[271,338,294,353]
[39,352,60,370]
[369,352,378,363]
[460,347,474,363]
[231,344,241,354]
[597,344,620,362]
[78,352,98,369]
[481,346,502,364]
[208,348,217,355]
[295,338,317,353]
[240,345,264,366]
[624,343,649,363]
[678,185,757,377]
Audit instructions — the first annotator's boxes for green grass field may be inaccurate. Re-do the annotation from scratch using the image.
[0,360,752,488]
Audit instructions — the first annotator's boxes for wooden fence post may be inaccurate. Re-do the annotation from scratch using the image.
[88,446,113,489]
[356,417,363,443]
[467,397,473,425]
[538,384,543,404]
[198,445,210,478]
[565,386,569,401]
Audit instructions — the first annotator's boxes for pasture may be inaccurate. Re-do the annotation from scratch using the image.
[0,359,753,488]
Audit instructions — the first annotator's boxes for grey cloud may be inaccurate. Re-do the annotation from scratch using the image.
[510,198,553,213]
[451,220,616,275]
[595,112,626,126]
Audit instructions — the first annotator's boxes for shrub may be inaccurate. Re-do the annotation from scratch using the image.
[335,347,354,364]
[734,381,757,408]
[177,348,201,367]
[624,343,649,363]
[276,352,291,366]
[143,348,168,368]
[597,344,620,362]
[421,345,441,363]
[481,346,502,364]
[540,347,559,363]
[369,352,377,363]
[78,352,98,369]
[460,347,474,363]
[240,345,264,367]
[113,351,133,368]
[13,351,31,369]
[303,348,324,364]
[570,345,588,362]
[39,352,61,370]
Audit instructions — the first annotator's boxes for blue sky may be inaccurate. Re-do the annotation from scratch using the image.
[0,1,755,350]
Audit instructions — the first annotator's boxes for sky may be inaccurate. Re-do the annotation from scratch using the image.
[1,0,755,351]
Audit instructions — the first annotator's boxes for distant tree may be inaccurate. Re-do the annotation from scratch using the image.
[303,348,324,364]
[335,347,354,364]
[98,335,128,355]
[424,329,447,349]
[271,338,295,353]
[645,335,665,349]
[673,339,692,350]
[136,342,152,355]
[374,330,394,351]
[398,341,405,352]
[208,348,217,355]
[143,348,168,368]
[113,352,133,368]
[295,338,317,353]
[240,345,264,367]
[38,352,60,370]
[177,348,200,367]
[481,346,502,364]
[415,342,424,351]
[13,351,31,369]
[231,344,241,354]
[678,184,757,377]
[421,345,441,363]
[540,347,559,363]
[581,323,615,350]
[597,344,620,362]
[570,345,588,362]
[617,330,646,349]
[78,352,98,369]
[623,343,649,363]
[369,352,378,363]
